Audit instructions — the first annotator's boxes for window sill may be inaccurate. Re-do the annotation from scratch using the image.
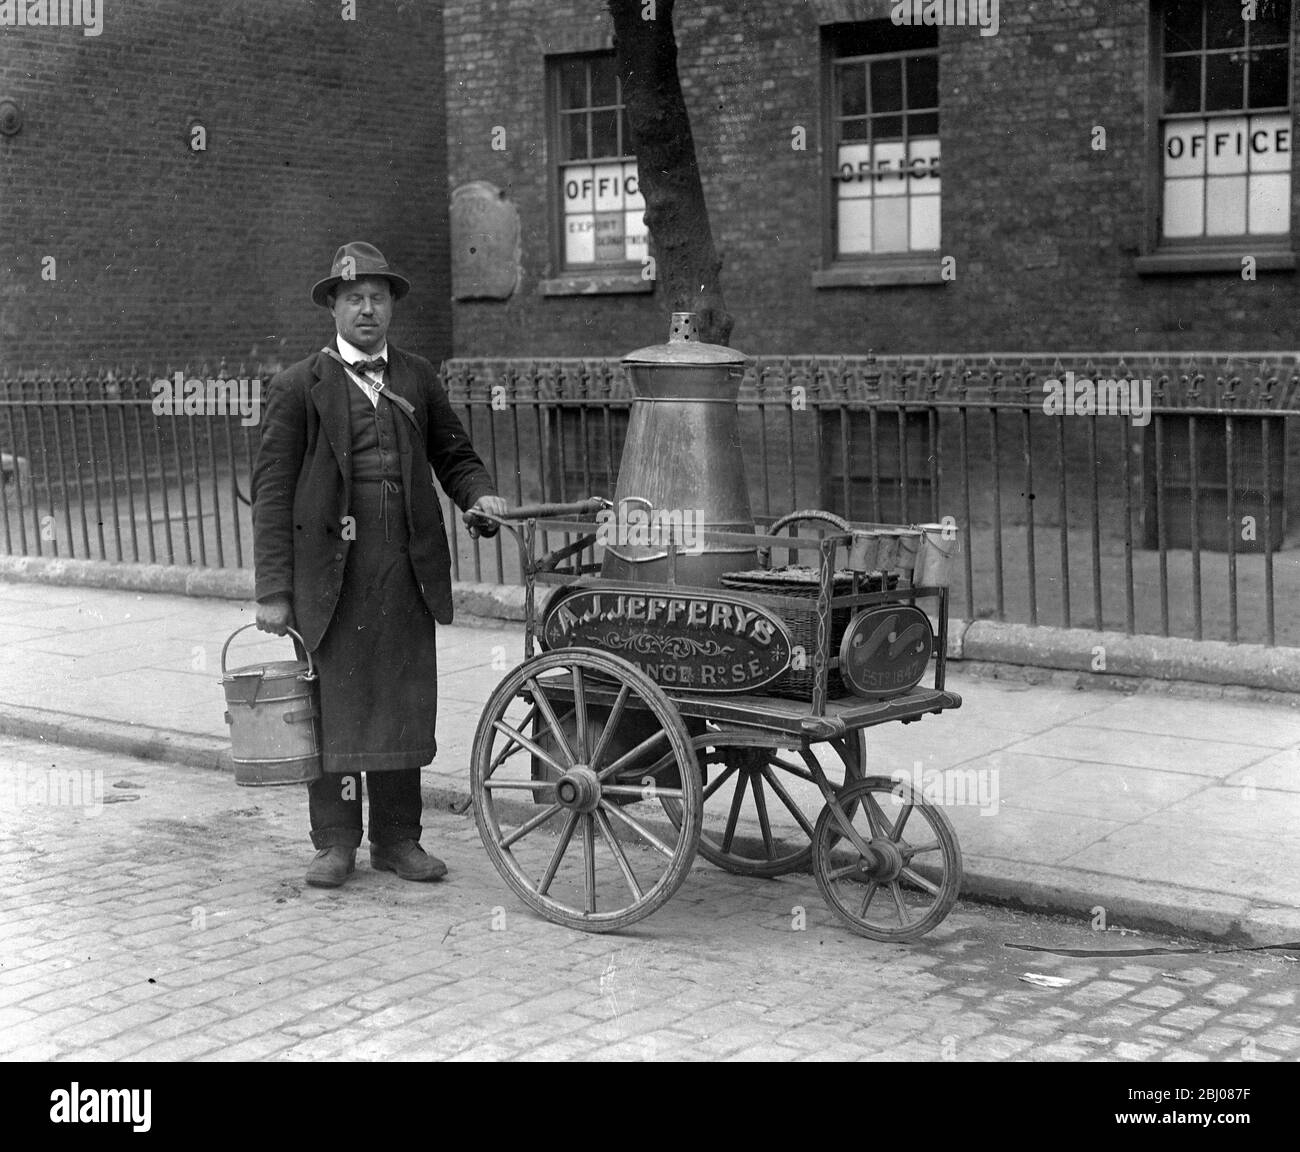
[540,274,654,296]
[1134,250,1295,275]
[813,260,946,288]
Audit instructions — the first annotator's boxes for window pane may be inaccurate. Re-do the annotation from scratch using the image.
[873,140,908,196]
[1165,120,1207,177]
[590,56,618,107]
[593,211,625,262]
[1164,177,1205,237]
[906,55,939,109]
[625,208,649,263]
[1165,54,1203,112]
[910,193,940,249]
[559,59,588,110]
[565,213,596,263]
[1248,172,1290,232]
[1205,173,1248,233]
[563,112,588,161]
[621,106,633,153]
[837,143,873,197]
[1163,0,1203,52]
[623,161,644,209]
[838,198,873,255]
[839,64,866,118]
[1206,114,1248,174]
[874,197,909,252]
[1205,52,1245,109]
[590,109,619,157]
[1205,4,1246,49]
[841,117,869,141]
[908,111,939,136]
[872,114,904,140]
[1248,47,1289,108]
[1251,0,1292,44]
[870,59,903,114]
[1248,112,1291,171]
[909,137,941,192]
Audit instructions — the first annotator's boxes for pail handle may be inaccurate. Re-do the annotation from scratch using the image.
[221,622,316,680]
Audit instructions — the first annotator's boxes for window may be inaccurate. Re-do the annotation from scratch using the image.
[551,54,647,275]
[825,23,941,268]
[1158,0,1292,245]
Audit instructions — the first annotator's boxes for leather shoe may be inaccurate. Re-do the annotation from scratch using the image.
[370,840,447,881]
[306,846,356,888]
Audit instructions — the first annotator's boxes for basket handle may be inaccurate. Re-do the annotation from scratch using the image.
[758,509,852,569]
[221,622,315,680]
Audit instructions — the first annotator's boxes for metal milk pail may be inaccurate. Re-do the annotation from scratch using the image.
[221,624,322,785]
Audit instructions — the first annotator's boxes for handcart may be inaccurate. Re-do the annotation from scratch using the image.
[466,498,964,943]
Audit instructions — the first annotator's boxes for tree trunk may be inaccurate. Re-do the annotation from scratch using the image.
[607,0,733,345]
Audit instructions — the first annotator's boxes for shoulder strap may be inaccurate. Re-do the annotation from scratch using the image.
[319,345,421,431]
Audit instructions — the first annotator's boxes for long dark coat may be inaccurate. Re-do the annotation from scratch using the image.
[251,345,497,651]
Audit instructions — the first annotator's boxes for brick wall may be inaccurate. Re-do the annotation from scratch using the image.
[0,0,448,372]
[445,0,1300,359]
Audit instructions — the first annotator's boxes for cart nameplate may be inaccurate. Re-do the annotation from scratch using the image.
[541,585,794,694]
[838,605,934,699]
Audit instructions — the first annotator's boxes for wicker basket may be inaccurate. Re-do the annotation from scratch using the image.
[718,566,897,701]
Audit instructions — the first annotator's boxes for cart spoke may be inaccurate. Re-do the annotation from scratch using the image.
[889,883,911,925]
[488,704,538,772]
[601,800,677,859]
[903,840,941,856]
[857,880,880,919]
[760,764,817,839]
[586,684,630,774]
[721,771,748,853]
[582,814,597,914]
[527,677,576,767]
[571,665,588,762]
[749,772,775,858]
[900,866,940,897]
[701,763,737,803]
[498,803,563,849]
[601,783,685,799]
[892,802,914,841]
[594,807,643,901]
[826,860,866,882]
[537,811,580,895]
[864,792,896,840]
[768,753,815,783]
[492,719,566,777]
[482,779,556,790]
[597,727,669,783]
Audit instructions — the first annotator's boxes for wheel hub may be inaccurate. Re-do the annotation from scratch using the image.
[555,765,601,813]
[862,837,905,882]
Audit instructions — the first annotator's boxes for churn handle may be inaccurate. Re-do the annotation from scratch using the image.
[220,622,316,680]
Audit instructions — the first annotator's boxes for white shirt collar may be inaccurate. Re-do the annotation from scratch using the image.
[335,334,389,366]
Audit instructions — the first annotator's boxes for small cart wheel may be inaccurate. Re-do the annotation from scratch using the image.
[657,730,865,878]
[471,648,700,932]
[812,775,962,942]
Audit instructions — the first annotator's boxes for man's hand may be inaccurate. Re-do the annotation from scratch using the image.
[256,596,295,636]
[465,494,507,538]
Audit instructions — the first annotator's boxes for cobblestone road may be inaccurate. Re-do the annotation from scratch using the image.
[1,738,1296,1063]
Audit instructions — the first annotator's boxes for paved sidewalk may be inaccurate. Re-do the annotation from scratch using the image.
[0,581,1297,945]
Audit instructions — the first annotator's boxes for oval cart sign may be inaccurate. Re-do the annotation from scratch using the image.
[541,585,793,694]
[838,605,934,699]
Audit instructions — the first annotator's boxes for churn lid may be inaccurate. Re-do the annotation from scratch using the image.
[622,311,747,365]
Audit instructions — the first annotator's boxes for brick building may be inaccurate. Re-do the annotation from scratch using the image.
[444,0,1300,359]
[0,0,449,371]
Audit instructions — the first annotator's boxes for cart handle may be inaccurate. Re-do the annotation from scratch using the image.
[462,496,611,535]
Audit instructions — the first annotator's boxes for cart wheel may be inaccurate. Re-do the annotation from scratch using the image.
[657,730,865,878]
[812,775,962,943]
[471,648,700,932]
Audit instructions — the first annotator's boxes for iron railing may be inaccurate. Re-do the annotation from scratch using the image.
[1,355,1296,647]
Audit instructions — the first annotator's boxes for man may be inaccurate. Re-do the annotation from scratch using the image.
[252,241,505,888]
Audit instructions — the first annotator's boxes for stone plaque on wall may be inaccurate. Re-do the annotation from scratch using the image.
[450,181,520,300]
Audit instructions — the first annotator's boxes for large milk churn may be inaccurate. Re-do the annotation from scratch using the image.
[602,312,758,586]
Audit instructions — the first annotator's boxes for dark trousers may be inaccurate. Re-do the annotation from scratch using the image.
[308,769,422,849]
